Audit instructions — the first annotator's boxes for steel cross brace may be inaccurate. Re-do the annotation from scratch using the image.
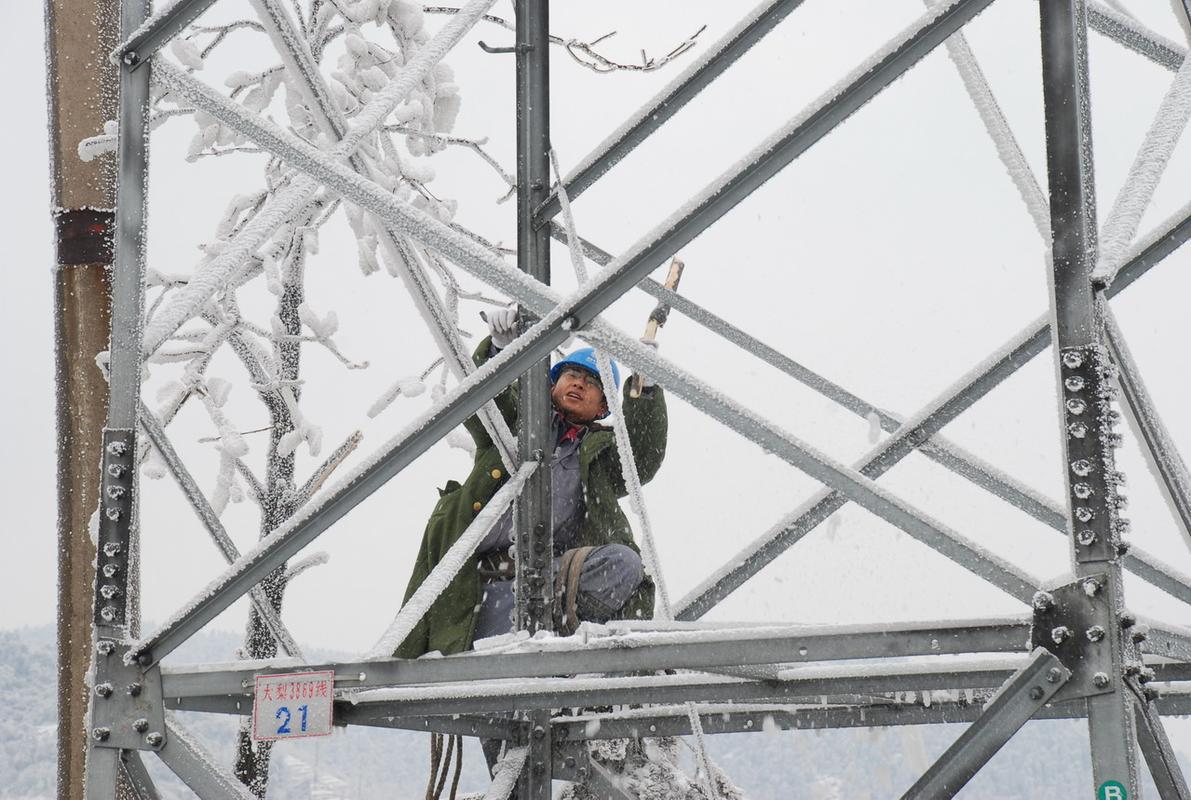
[137,0,1038,665]
[898,648,1070,799]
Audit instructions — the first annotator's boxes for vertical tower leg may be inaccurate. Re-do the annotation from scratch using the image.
[84,0,152,796]
[513,1,553,797]
[1039,2,1140,796]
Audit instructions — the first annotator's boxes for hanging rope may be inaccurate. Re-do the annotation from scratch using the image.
[426,733,464,800]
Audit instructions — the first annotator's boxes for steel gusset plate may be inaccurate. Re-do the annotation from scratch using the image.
[1031,575,1116,702]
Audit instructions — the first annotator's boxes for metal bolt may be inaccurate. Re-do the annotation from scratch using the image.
[127,683,142,697]
[1132,629,1148,644]
[564,756,576,769]
[105,485,125,500]
[107,464,125,478]
[132,718,149,733]
[92,727,111,742]
[137,652,153,667]
[95,682,113,698]
[1071,459,1093,477]
[145,731,164,747]
[1074,506,1094,523]
[1029,686,1045,701]
[101,563,119,578]
[122,50,138,66]
[532,760,545,774]
[1120,612,1136,629]
[106,441,127,456]
[1086,625,1105,642]
[1117,540,1132,556]
[1068,422,1088,439]
[1066,398,1087,415]
[1032,591,1054,612]
[577,766,589,779]
[1051,626,1071,644]
[1140,667,1156,684]
[1076,529,1097,546]
[1082,578,1100,596]
[1073,483,1093,500]
[532,725,546,740]
[103,542,121,557]
[561,316,576,331]
[1093,672,1110,688]
[1064,376,1085,392]
[96,640,115,656]
[105,507,121,522]
[1046,667,1064,684]
[100,584,120,600]
[100,606,118,622]
[1062,350,1084,369]
[1144,686,1160,702]
[533,540,545,554]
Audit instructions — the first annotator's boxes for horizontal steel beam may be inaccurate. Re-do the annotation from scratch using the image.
[161,618,1032,698]
[532,0,806,225]
[333,708,522,740]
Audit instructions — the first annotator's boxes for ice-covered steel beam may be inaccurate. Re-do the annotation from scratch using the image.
[1088,2,1186,72]
[532,0,806,225]
[160,618,1031,698]
[559,228,1068,537]
[138,404,302,659]
[157,717,256,800]
[114,0,220,69]
[1131,688,1191,799]
[342,659,1032,716]
[1105,308,1191,554]
[333,709,522,740]
[899,649,1069,799]
[676,196,1191,618]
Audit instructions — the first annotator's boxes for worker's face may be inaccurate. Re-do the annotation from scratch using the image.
[551,366,608,423]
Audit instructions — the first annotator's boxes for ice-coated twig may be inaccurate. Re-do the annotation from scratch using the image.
[291,430,363,509]
[1093,54,1191,284]
[361,461,537,660]
[423,7,705,74]
[384,125,516,200]
[283,551,329,583]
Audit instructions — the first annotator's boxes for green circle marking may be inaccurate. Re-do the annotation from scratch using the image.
[1098,780,1126,800]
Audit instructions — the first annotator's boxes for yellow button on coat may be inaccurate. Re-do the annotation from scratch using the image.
[472,501,483,512]
[491,469,502,480]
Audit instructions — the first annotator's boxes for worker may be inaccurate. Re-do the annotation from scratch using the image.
[393,305,668,659]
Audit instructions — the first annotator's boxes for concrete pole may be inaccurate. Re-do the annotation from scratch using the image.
[45,0,119,796]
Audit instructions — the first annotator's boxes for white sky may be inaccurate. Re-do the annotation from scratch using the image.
[6,0,1191,662]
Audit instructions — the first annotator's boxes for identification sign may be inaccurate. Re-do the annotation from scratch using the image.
[251,670,335,741]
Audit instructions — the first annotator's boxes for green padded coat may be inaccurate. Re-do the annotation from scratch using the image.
[393,337,668,658]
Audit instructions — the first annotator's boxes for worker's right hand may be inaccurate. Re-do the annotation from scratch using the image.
[488,304,519,349]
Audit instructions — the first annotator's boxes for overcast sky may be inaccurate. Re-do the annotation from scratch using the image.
[6,0,1191,669]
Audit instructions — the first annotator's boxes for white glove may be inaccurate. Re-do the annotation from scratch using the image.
[637,338,659,389]
[487,304,519,349]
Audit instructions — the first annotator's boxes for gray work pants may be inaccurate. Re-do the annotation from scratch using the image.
[473,543,645,642]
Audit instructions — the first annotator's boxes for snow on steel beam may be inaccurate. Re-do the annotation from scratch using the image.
[138,0,498,358]
[342,656,1032,716]
[159,618,1032,699]
[157,717,256,800]
[119,751,163,800]
[1088,2,1186,72]
[899,649,1069,799]
[334,709,522,740]
[114,0,221,70]
[1131,688,1191,800]
[1141,620,1191,663]
[138,404,303,659]
[532,0,806,226]
[1105,308,1191,553]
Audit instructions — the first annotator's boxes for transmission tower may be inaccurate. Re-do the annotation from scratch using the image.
[71,0,1191,798]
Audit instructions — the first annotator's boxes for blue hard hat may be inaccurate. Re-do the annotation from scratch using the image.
[550,347,620,389]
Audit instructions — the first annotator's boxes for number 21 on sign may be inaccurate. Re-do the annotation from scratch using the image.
[252,670,335,741]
